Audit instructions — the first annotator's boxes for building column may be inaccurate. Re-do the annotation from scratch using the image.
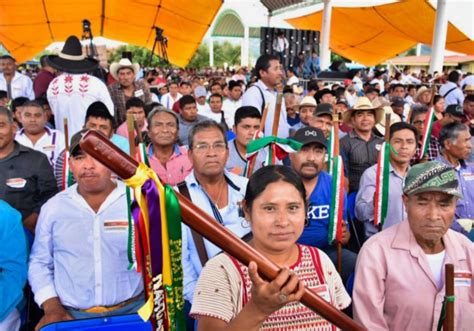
[429,0,448,74]
[209,37,214,67]
[320,0,332,71]
[241,25,249,67]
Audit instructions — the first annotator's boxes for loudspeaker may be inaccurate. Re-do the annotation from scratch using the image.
[329,61,348,72]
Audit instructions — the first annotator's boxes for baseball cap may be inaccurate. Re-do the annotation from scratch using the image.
[314,103,333,117]
[403,161,462,198]
[336,98,349,107]
[391,96,405,107]
[194,86,207,98]
[292,126,328,148]
[445,104,466,118]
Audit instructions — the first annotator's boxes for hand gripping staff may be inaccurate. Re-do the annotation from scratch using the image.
[79,130,366,331]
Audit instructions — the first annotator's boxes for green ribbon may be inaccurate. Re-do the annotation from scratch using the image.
[246,136,302,155]
[126,187,136,270]
[164,185,186,331]
[436,295,455,331]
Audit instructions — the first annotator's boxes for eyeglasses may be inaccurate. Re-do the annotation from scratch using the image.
[413,120,424,126]
[193,142,227,153]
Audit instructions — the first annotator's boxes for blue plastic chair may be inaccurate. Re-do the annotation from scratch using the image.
[39,314,152,331]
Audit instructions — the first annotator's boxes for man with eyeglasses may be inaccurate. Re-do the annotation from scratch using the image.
[146,106,193,186]
[179,120,250,329]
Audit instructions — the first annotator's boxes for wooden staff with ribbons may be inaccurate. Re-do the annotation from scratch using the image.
[127,113,137,158]
[246,103,269,178]
[80,131,366,331]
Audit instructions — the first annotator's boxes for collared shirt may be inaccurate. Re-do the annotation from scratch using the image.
[0,200,27,321]
[116,120,148,140]
[0,72,34,100]
[225,139,266,176]
[340,130,384,193]
[47,73,114,139]
[181,171,250,302]
[298,171,348,249]
[160,92,182,109]
[177,114,208,146]
[241,80,290,138]
[411,137,440,165]
[33,69,55,99]
[222,98,242,127]
[28,182,143,309]
[0,142,57,219]
[15,127,65,167]
[353,220,474,331]
[436,155,474,220]
[107,80,152,127]
[439,81,464,108]
[355,163,407,239]
[147,144,193,186]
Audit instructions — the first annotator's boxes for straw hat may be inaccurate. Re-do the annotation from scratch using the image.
[342,97,383,125]
[375,106,402,136]
[414,86,431,102]
[296,96,317,109]
[109,58,140,80]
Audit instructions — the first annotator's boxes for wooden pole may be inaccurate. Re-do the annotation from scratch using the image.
[127,113,136,158]
[444,263,454,331]
[271,93,283,136]
[332,109,343,275]
[63,118,69,150]
[80,131,366,331]
[246,102,269,178]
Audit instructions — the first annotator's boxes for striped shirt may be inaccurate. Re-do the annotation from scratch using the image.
[191,245,350,330]
[340,130,384,193]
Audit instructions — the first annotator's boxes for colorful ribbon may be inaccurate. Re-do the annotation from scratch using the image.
[328,155,344,244]
[246,136,302,167]
[436,295,455,331]
[418,106,436,160]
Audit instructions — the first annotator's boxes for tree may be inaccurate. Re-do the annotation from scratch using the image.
[187,41,241,69]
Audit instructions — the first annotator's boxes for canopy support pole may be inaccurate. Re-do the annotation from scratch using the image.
[429,0,448,74]
[241,25,250,67]
[209,37,214,67]
[320,0,332,71]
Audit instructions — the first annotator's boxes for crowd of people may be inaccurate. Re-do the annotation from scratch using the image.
[0,34,473,331]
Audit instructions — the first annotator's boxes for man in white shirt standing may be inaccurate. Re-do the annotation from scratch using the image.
[46,36,114,139]
[15,101,65,167]
[439,70,464,109]
[29,129,143,329]
[0,55,34,100]
[242,54,289,138]
[272,30,289,65]
[222,80,242,127]
[160,81,182,109]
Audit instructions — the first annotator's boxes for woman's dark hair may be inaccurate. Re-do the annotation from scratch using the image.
[244,165,307,211]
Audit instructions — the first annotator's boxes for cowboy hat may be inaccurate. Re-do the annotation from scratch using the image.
[375,106,401,136]
[342,97,383,125]
[296,96,317,109]
[47,35,98,73]
[109,58,140,81]
[414,86,431,102]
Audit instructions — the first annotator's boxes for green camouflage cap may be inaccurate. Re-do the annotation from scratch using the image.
[403,161,462,198]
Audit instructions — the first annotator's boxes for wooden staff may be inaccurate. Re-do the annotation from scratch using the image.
[63,118,69,150]
[126,113,136,157]
[444,264,454,331]
[271,92,284,136]
[80,131,366,331]
[332,109,343,274]
[246,102,269,178]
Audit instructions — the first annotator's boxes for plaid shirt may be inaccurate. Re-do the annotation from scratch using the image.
[108,79,152,127]
[411,136,440,165]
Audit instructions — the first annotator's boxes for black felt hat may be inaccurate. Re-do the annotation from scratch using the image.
[47,35,98,74]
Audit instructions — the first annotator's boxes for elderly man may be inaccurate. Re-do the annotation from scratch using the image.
[291,126,356,283]
[0,107,57,233]
[29,130,144,329]
[353,161,474,330]
[108,58,152,127]
[0,55,34,100]
[180,120,250,328]
[0,200,27,331]
[356,122,418,239]
[436,122,473,235]
[147,106,192,185]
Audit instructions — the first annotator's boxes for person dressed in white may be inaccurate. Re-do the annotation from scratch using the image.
[160,82,182,109]
[0,55,34,100]
[29,130,143,330]
[222,80,242,127]
[46,36,113,139]
[242,54,289,138]
[439,70,464,109]
[401,68,421,85]
[272,31,289,65]
[352,70,364,94]
[15,101,65,167]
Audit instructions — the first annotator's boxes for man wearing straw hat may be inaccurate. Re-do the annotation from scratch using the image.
[353,161,474,330]
[108,58,152,128]
[46,36,114,139]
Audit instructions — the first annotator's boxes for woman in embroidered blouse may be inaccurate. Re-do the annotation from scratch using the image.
[190,165,350,331]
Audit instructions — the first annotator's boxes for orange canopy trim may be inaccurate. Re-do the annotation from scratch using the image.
[0,0,222,67]
[286,0,474,67]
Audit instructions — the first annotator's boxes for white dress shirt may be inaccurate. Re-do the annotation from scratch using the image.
[160,92,182,109]
[0,72,34,100]
[15,127,65,167]
[222,98,242,127]
[241,80,290,138]
[28,181,143,309]
[47,73,114,139]
[439,81,464,108]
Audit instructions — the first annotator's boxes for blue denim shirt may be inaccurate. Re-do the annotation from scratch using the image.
[0,200,27,321]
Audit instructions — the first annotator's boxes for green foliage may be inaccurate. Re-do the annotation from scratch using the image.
[109,45,169,67]
[187,41,241,69]
[331,52,350,63]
